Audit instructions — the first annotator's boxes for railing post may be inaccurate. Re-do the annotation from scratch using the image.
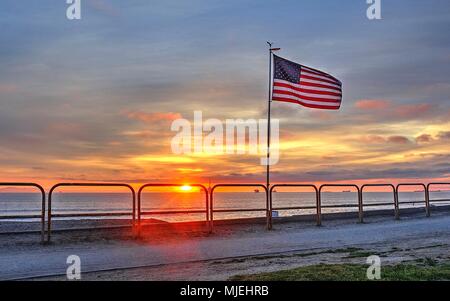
[209,187,214,233]
[47,185,54,243]
[394,188,400,220]
[358,188,364,223]
[137,186,142,238]
[425,184,431,217]
[316,188,322,226]
[267,186,272,230]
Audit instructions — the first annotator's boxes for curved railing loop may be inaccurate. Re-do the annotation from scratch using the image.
[47,183,136,242]
[361,184,398,220]
[269,184,320,226]
[319,184,363,223]
[0,182,46,243]
[210,184,269,232]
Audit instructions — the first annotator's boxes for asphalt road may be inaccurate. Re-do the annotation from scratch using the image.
[1,213,449,280]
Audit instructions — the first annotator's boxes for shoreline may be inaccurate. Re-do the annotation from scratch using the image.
[0,204,446,236]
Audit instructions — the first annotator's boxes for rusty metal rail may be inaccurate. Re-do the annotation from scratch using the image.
[47,183,136,242]
[0,183,46,243]
[270,184,321,226]
[319,184,363,223]
[361,184,398,220]
[395,183,428,218]
[210,184,269,232]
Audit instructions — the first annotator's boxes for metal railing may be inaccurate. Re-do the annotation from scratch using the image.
[210,184,269,232]
[47,183,136,242]
[270,184,321,226]
[0,183,46,243]
[395,183,428,218]
[137,184,209,235]
[361,184,398,220]
[2,181,450,241]
[426,183,450,216]
[319,184,363,223]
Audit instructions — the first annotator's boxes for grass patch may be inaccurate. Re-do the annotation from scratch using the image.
[229,261,450,281]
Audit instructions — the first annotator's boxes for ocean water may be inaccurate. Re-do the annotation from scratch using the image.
[1,190,449,223]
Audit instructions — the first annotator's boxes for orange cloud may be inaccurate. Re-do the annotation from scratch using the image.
[125,111,182,123]
[361,135,411,144]
[387,136,410,144]
[355,99,390,110]
[0,84,17,93]
[438,131,450,140]
[415,134,434,144]
[395,103,432,118]
[362,135,386,144]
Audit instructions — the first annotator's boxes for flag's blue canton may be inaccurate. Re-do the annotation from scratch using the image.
[274,55,301,84]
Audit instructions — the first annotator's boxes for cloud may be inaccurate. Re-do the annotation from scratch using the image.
[360,135,410,144]
[361,135,387,144]
[438,131,450,140]
[0,84,17,93]
[395,103,432,119]
[125,111,182,124]
[86,0,120,17]
[387,136,411,144]
[355,99,390,110]
[415,134,434,144]
[355,100,434,119]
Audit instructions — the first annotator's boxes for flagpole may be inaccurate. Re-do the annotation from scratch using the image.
[266,43,273,187]
[266,43,280,230]
[266,42,273,230]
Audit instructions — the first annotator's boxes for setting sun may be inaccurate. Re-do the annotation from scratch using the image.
[179,185,193,192]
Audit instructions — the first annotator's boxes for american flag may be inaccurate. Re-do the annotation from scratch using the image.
[272,55,342,110]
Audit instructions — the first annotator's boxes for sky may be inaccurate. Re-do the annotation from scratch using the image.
[0,0,449,189]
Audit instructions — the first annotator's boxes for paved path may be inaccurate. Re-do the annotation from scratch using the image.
[1,214,449,280]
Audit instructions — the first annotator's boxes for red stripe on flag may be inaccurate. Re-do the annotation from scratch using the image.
[299,81,342,91]
[273,89,341,103]
[300,74,341,86]
[302,66,338,81]
[272,96,341,110]
[273,82,342,96]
